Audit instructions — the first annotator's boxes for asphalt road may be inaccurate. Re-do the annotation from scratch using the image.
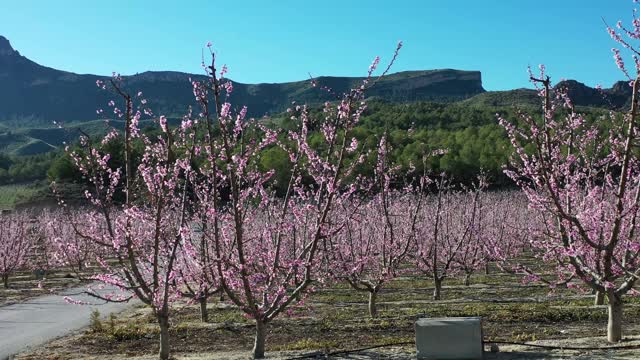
[0,285,136,359]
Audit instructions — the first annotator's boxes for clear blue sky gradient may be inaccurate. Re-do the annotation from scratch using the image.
[1,0,636,90]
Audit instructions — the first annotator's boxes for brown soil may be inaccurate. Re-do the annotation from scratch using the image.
[14,269,640,359]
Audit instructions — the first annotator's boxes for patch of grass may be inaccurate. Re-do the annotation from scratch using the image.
[86,310,157,342]
[400,301,609,323]
[89,309,103,333]
[206,308,251,324]
[106,321,157,341]
[0,183,47,209]
[273,338,339,351]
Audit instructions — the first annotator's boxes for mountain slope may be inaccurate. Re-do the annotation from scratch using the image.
[0,35,486,123]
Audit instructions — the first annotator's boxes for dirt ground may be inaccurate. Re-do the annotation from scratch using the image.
[14,267,640,359]
[17,336,640,359]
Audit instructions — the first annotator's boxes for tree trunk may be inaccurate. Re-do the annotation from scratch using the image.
[607,295,623,343]
[253,319,267,359]
[199,297,208,323]
[464,272,471,286]
[433,278,442,300]
[594,291,605,306]
[368,291,378,318]
[2,274,8,289]
[158,313,170,360]
[484,262,490,275]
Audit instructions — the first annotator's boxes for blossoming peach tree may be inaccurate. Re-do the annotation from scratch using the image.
[330,134,423,318]
[60,40,402,359]
[0,211,34,288]
[498,3,640,340]
[41,209,98,273]
[65,75,198,360]
[414,176,485,300]
[188,42,402,358]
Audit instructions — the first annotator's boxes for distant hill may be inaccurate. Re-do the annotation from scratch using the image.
[462,89,540,108]
[0,35,486,124]
[463,80,632,109]
[0,34,633,158]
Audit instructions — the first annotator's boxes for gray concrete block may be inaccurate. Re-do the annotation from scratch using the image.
[415,317,483,359]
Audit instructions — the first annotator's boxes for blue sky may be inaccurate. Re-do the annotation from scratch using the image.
[0,0,636,90]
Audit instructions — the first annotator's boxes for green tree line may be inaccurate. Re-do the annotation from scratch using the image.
[17,100,612,193]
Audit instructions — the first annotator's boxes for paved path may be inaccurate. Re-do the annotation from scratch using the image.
[0,285,136,360]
